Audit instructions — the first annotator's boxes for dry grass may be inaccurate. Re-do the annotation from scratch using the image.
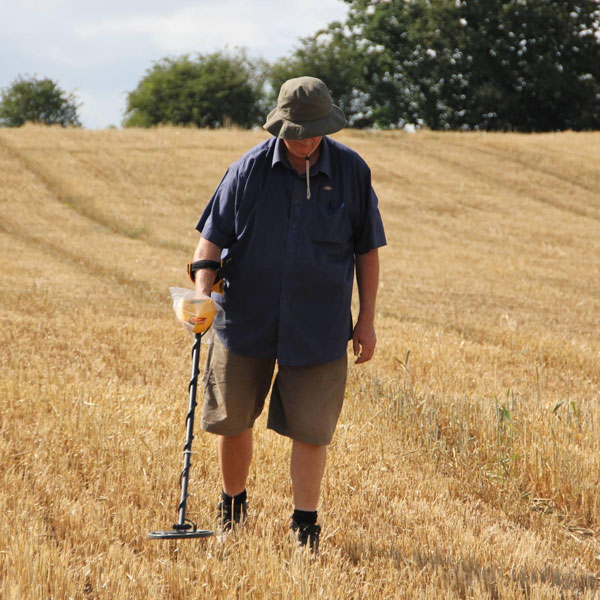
[0,125,599,599]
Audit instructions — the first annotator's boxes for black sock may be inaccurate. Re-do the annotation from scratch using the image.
[221,489,247,506]
[292,509,317,526]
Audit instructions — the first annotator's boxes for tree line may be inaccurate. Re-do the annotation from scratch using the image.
[2,0,600,132]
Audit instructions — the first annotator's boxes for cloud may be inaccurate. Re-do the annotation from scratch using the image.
[76,7,260,53]
[2,0,349,127]
[74,0,348,59]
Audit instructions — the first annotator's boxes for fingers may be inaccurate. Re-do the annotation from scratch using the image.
[353,337,375,364]
[355,347,374,363]
[352,320,377,364]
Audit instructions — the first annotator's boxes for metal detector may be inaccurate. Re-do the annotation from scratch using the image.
[148,294,217,540]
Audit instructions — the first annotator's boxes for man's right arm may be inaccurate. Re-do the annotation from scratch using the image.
[193,237,223,297]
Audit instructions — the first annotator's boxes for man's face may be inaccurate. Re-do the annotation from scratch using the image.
[283,136,323,158]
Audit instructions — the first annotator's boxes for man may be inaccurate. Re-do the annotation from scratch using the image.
[190,76,386,551]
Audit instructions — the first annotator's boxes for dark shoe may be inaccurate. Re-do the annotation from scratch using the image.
[290,519,321,553]
[217,498,248,532]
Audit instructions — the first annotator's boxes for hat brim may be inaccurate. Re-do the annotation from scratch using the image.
[263,105,347,139]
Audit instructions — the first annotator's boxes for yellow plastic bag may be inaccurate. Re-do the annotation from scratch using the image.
[170,287,222,335]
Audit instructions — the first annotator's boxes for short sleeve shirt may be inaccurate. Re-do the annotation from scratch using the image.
[196,136,386,366]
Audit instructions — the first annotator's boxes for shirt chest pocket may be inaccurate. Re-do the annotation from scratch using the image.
[309,201,353,258]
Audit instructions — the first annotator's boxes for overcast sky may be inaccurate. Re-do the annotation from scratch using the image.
[1,0,349,129]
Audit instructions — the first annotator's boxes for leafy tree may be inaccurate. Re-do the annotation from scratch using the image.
[343,0,600,131]
[454,0,600,130]
[269,22,374,127]
[0,76,81,127]
[343,0,457,129]
[124,50,268,128]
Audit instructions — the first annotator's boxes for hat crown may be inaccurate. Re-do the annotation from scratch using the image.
[263,75,347,139]
[277,77,332,123]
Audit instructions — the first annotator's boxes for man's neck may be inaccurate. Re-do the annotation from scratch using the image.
[285,145,321,175]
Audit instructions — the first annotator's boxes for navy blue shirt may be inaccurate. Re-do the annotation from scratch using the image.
[196,136,386,366]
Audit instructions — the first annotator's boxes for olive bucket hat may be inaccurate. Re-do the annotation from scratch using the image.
[264,76,347,140]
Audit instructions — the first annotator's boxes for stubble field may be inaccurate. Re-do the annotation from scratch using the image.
[0,125,599,599]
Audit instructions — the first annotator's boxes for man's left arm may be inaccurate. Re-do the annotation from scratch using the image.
[353,248,380,364]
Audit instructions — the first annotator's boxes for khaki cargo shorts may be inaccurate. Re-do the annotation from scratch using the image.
[201,335,347,446]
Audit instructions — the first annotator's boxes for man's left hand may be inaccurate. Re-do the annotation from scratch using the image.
[352,318,377,364]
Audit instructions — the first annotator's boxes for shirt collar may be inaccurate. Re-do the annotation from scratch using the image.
[272,137,333,180]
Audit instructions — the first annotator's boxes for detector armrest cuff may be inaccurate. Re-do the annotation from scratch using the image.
[187,260,221,283]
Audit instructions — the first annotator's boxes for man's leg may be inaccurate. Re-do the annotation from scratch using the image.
[289,440,326,551]
[219,428,253,496]
[268,355,347,551]
[201,335,275,530]
[290,440,326,510]
[216,428,253,530]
